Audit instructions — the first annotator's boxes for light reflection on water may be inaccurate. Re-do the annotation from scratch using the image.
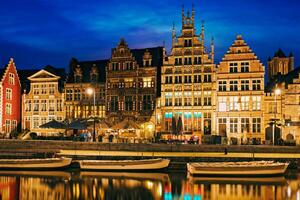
[0,170,299,200]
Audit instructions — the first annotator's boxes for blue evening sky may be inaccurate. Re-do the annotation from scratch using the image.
[0,0,299,70]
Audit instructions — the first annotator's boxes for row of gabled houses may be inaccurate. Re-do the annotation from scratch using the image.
[0,7,299,144]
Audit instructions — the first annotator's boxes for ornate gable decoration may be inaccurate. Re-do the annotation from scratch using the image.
[112,38,133,59]
[28,69,60,81]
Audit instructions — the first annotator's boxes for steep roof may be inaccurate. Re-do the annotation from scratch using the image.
[131,46,164,68]
[274,49,286,58]
[66,59,108,83]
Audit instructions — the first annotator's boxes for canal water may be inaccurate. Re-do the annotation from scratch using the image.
[0,170,298,200]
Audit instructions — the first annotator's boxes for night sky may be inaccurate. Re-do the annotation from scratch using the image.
[0,0,299,71]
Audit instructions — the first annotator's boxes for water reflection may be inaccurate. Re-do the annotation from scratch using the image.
[0,170,299,200]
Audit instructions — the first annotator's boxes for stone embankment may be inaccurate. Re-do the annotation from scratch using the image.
[1,140,300,169]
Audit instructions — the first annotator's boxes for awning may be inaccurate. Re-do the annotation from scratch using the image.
[39,120,66,129]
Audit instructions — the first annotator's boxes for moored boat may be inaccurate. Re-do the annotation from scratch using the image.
[79,158,170,170]
[0,157,72,169]
[187,161,289,176]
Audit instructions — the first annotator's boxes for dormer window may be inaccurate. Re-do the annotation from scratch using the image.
[143,50,152,67]
[74,65,82,83]
[90,64,98,83]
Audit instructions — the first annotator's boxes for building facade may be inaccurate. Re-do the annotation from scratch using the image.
[160,7,216,136]
[65,58,107,120]
[106,39,164,126]
[0,58,21,137]
[268,49,294,81]
[216,35,265,143]
[22,66,65,136]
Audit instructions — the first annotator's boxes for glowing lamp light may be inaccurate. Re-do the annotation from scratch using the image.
[275,88,281,95]
[86,88,94,95]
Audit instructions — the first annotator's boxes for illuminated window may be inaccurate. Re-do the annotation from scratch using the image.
[229,96,239,111]
[174,92,182,106]
[9,73,14,85]
[143,77,152,88]
[165,93,172,106]
[218,97,227,112]
[203,91,211,106]
[241,96,249,111]
[5,103,12,115]
[41,100,47,111]
[125,78,133,88]
[33,100,39,111]
[49,84,55,94]
[5,120,10,133]
[6,88,12,100]
[252,96,261,111]
[194,91,201,106]
[184,92,192,106]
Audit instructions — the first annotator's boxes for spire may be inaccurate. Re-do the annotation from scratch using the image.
[211,37,215,64]
[201,20,205,52]
[172,22,176,46]
[191,4,195,25]
[182,5,185,27]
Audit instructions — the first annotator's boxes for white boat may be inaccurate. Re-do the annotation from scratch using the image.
[79,158,170,170]
[187,161,289,176]
[0,157,72,169]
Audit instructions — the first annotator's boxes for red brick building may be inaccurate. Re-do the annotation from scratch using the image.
[0,58,21,137]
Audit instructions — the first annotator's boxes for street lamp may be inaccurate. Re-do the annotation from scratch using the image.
[87,88,96,142]
[272,88,281,145]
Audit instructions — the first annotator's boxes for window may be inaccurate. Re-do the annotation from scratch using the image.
[164,112,173,131]
[26,100,31,111]
[165,76,172,84]
[194,112,202,131]
[218,118,227,136]
[57,100,62,111]
[6,88,12,100]
[174,92,182,106]
[75,75,82,82]
[125,78,133,88]
[241,96,249,111]
[194,75,201,83]
[241,118,249,133]
[268,102,276,113]
[74,89,80,101]
[218,97,227,112]
[9,73,14,85]
[33,117,39,128]
[66,89,72,101]
[175,58,182,65]
[33,100,39,111]
[184,57,192,65]
[165,93,172,106]
[143,77,152,88]
[184,39,192,47]
[229,96,239,111]
[230,118,238,133]
[204,74,211,83]
[194,57,201,65]
[194,91,201,106]
[110,96,118,112]
[184,92,192,106]
[241,62,249,72]
[184,75,192,83]
[175,76,182,84]
[241,80,249,91]
[5,103,12,115]
[12,120,17,132]
[252,80,261,91]
[41,117,47,126]
[5,120,11,133]
[41,100,47,111]
[49,100,55,111]
[49,84,55,94]
[252,118,261,133]
[143,95,152,110]
[218,81,226,91]
[252,96,261,111]
[230,81,238,91]
[33,85,39,95]
[229,63,238,73]
[41,84,47,94]
[91,74,97,82]
[203,91,211,106]
[125,96,133,111]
